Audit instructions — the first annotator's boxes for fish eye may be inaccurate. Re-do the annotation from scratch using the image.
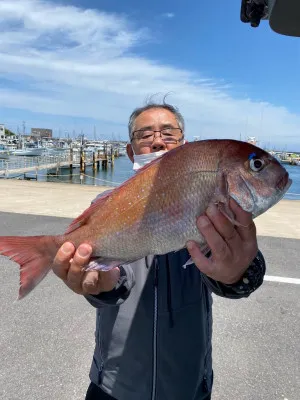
[250,158,265,172]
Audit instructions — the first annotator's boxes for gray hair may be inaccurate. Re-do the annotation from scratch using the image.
[128,96,185,140]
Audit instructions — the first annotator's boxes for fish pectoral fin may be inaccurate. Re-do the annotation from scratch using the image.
[212,171,247,228]
[182,257,194,269]
[217,201,248,228]
[183,243,211,268]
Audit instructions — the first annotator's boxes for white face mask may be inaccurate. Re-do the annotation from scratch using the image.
[132,150,168,171]
[132,140,185,171]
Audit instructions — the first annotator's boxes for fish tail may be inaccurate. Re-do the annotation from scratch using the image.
[0,235,62,300]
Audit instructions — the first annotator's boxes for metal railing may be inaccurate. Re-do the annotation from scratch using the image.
[0,154,70,171]
[0,152,99,174]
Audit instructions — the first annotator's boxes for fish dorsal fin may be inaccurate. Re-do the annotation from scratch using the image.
[64,191,112,234]
[63,161,160,236]
[64,148,180,235]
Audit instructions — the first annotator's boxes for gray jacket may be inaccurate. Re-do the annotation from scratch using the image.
[85,246,266,400]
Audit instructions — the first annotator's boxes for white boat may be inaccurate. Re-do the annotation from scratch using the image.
[0,151,9,159]
[0,145,10,159]
[11,148,44,157]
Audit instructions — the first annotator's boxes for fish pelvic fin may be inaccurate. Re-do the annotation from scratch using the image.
[85,258,123,272]
[0,235,61,300]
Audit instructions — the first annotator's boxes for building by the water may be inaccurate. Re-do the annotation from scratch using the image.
[31,128,53,139]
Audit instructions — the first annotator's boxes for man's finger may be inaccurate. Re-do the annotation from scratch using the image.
[206,203,240,244]
[52,242,75,281]
[67,244,93,293]
[196,216,230,261]
[186,241,214,277]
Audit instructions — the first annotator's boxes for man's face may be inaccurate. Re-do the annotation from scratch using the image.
[126,108,184,161]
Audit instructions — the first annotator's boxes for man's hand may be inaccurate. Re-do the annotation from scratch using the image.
[52,242,120,295]
[187,199,258,284]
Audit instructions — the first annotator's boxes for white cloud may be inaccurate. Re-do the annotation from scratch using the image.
[161,13,175,18]
[0,0,299,149]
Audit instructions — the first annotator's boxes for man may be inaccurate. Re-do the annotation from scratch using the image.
[52,102,266,400]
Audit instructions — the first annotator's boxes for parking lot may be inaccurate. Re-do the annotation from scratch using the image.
[0,181,299,400]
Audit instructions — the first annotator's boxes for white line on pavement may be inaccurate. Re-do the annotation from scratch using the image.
[264,275,300,285]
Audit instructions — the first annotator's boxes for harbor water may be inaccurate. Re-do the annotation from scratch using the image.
[1,154,300,200]
[283,164,300,199]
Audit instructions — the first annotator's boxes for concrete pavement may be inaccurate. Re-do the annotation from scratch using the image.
[0,179,299,238]
[0,180,299,400]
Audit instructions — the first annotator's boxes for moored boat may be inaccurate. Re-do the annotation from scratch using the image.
[11,148,44,157]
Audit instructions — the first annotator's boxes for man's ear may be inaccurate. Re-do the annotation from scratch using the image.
[126,143,134,163]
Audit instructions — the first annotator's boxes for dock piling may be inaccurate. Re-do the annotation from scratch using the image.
[93,152,97,172]
[69,148,73,170]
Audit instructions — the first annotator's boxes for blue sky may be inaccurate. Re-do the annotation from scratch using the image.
[0,0,300,150]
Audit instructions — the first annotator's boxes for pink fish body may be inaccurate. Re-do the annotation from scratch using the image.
[0,140,292,299]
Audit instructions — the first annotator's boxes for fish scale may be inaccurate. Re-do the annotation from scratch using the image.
[94,161,218,259]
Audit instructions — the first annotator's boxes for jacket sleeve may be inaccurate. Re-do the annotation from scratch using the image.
[84,264,135,308]
[201,250,266,299]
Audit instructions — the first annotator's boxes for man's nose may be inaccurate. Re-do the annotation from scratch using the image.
[151,136,167,152]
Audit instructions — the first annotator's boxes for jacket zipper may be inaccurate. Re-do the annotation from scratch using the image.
[151,259,159,400]
[96,312,105,385]
[202,285,211,393]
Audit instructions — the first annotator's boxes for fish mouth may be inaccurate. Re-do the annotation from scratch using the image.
[276,172,292,192]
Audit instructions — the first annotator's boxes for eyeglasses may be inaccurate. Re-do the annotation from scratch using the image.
[131,128,184,145]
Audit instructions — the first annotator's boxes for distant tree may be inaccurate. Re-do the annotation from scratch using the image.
[5,128,15,136]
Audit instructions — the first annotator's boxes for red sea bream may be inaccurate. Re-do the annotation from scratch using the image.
[0,140,292,299]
